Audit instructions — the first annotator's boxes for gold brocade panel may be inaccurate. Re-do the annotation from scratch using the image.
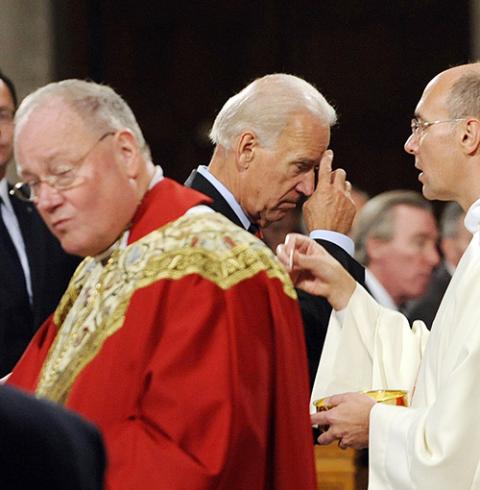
[37,212,296,403]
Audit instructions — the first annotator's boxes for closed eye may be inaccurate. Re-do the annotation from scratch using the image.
[294,161,316,174]
[50,165,75,176]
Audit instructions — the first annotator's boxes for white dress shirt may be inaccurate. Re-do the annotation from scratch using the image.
[0,178,32,302]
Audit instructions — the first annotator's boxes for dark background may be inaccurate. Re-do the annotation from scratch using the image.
[52,0,470,197]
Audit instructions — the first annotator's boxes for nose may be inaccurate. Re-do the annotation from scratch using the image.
[35,182,64,212]
[296,170,315,196]
[404,133,417,155]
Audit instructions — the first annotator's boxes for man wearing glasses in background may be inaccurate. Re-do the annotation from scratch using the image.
[7,79,317,489]
[0,70,79,376]
[278,62,480,489]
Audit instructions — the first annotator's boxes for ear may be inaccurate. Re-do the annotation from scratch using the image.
[234,131,257,170]
[459,118,480,155]
[114,129,142,178]
[365,237,389,261]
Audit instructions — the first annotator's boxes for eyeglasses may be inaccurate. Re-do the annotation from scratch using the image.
[0,108,14,126]
[410,117,466,136]
[10,131,115,203]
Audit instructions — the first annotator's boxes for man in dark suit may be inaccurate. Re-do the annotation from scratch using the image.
[0,70,79,375]
[406,201,471,328]
[352,190,439,313]
[185,74,364,385]
[0,384,105,489]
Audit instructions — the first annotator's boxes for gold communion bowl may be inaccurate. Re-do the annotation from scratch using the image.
[314,389,408,412]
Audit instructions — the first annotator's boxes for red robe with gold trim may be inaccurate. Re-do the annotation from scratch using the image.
[9,178,316,490]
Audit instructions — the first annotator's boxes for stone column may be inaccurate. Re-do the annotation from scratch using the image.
[0,0,53,180]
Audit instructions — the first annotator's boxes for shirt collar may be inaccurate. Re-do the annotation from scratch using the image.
[464,197,480,234]
[0,178,13,212]
[365,269,399,311]
[196,165,251,230]
[148,165,164,190]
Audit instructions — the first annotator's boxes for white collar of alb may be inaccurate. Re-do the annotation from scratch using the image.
[464,197,480,234]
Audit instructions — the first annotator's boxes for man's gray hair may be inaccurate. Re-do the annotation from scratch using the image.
[353,190,434,265]
[209,73,337,150]
[14,79,151,159]
[447,70,480,119]
[440,201,465,238]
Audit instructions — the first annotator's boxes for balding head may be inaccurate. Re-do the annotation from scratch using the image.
[405,62,480,208]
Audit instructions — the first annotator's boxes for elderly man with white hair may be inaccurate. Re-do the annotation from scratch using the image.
[186,74,364,385]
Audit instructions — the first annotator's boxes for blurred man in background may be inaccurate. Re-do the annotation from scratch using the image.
[352,190,439,312]
[406,201,471,327]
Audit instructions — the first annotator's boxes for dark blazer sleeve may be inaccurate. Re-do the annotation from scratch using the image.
[300,238,365,387]
[0,385,105,490]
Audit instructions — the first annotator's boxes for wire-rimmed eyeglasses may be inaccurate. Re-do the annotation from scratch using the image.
[410,117,466,136]
[10,131,115,203]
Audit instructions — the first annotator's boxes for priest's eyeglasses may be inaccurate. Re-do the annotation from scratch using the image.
[11,131,115,203]
[410,117,466,137]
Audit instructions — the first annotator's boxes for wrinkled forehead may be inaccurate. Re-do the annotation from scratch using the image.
[16,100,88,152]
[14,99,91,173]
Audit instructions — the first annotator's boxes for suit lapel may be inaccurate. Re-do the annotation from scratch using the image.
[9,191,47,314]
[184,170,244,228]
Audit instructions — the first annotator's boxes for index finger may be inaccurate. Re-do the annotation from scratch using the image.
[316,149,334,186]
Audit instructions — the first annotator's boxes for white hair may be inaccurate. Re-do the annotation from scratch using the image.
[14,79,151,159]
[209,73,337,150]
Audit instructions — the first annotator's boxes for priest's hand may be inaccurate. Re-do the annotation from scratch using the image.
[311,392,375,450]
[302,149,356,235]
[276,233,356,310]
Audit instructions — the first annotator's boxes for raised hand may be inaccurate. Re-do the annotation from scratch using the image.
[276,233,356,310]
[302,149,356,234]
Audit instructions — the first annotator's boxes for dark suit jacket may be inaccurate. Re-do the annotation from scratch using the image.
[405,262,452,330]
[0,189,80,375]
[0,385,105,489]
[185,169,365,386]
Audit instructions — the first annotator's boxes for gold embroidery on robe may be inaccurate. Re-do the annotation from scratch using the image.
[37,212,296,403]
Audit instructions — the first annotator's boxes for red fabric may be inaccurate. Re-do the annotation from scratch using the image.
[9,178,316,490]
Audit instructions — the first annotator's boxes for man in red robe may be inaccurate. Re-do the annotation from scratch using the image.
[8,79,316,489]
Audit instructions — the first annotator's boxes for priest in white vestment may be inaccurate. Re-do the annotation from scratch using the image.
[278,63,480,489]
